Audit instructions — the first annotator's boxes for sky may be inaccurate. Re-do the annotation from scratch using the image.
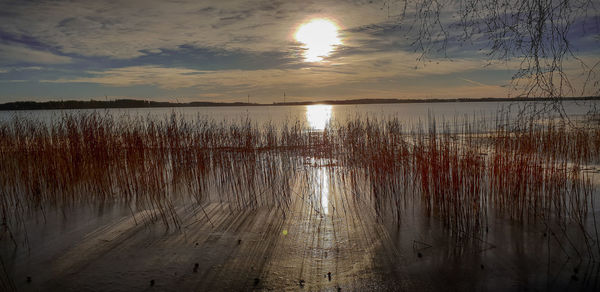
[0,0,598,103]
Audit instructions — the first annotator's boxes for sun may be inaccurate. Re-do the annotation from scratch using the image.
[295,18,341,62]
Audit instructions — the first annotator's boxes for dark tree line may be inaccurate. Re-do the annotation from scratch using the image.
[0,99,257,111]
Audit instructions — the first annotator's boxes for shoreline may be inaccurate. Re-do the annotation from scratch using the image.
[1,96,599,111]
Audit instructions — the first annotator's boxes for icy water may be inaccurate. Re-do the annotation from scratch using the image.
[1,100,599,291]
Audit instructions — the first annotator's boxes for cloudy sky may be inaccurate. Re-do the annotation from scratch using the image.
[0,0,597,103]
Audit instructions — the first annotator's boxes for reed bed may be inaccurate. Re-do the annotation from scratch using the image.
[0,111,599,257]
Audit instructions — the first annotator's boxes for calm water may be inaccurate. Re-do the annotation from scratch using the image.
[2,99,599,291]
[0,100,596,131]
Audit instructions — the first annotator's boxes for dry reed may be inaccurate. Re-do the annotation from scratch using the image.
[0,111,598,258]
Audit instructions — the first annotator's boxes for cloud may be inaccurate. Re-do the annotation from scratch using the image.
[42,65,350,90]
[0,0,393,59]
[0,66,44,72]
[1,0,596,102]
[0,43,72,64]
[41,50,513,92]
[460,78,489,87]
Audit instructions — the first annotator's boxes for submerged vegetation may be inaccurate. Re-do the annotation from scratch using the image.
[0,111,599,261]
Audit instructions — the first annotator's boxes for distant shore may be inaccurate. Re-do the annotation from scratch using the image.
[1,96,598,111]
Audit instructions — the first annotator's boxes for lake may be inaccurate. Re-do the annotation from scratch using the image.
[1,100,597,131]
[1,99,599,291]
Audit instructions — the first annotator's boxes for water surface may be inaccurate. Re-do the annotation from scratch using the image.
[1,100,596,130]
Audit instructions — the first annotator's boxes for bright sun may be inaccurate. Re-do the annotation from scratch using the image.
[295,18,341,62]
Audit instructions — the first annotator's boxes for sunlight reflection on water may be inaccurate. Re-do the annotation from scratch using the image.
[319,168,329,215]
[306,105,332,130]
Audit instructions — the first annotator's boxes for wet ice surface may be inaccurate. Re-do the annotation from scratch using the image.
[2,166,599,291]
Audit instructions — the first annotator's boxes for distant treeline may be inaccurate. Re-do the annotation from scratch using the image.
[0,99,257,111]
[1,96,598,111]
[273,96,600,106]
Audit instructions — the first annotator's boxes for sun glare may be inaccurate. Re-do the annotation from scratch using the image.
[295,18,341,62]
[306,104,332,130]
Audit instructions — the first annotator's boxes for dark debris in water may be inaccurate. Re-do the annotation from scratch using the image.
[571,274,579,281]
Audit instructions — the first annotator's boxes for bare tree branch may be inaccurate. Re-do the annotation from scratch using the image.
[390,0,600,101]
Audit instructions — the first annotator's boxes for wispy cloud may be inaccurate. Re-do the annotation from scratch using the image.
[460,78,488,87]
[0,43,71,64]
[42,65,352,89]
[40,50,515,98]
